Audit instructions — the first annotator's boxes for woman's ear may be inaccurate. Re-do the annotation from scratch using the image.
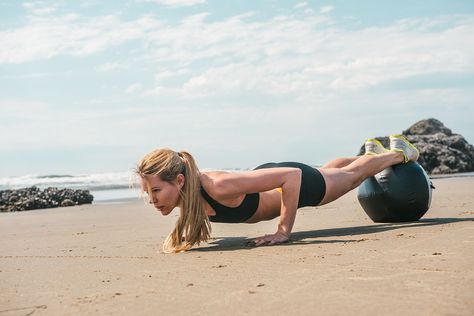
[176,174,185,189]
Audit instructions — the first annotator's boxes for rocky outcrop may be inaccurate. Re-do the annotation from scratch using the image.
[0,187,93,212]
[359,118,474,174]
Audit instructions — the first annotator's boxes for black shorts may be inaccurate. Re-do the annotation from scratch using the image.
[253,162,326,208]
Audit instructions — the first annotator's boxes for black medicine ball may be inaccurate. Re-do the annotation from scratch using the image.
[357,162,434,223]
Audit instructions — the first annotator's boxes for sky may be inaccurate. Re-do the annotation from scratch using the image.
[1,0,473,177]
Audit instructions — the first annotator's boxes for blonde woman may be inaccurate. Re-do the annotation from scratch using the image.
[136,135,419,253]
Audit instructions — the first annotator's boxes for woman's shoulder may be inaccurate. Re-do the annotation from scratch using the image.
[199,171,243,201]
[199,171,228,192]
[202,170,230,177]
[200,171,231,186]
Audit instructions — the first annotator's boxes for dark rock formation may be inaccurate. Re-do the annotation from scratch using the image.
[359,118,474,174]
[0,187,93,212]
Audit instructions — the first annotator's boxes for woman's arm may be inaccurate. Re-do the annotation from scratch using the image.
[277,168,301,237]
[211,167,302,245]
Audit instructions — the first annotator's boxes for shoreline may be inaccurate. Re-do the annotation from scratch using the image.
[93,197,142,205]
[429,171,474,179]
[1,171,473,211]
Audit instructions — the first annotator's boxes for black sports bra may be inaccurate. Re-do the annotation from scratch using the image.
[200,186,259,223]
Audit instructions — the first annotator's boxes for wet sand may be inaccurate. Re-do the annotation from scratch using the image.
[1,177,473,315]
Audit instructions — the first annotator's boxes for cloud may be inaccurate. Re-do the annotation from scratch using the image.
[294,2,308,9]
[125,83,143,94]
[0,99,49,117]
[0,14,161,63]
[2,9,474,102]
[145,0,206,8]
[154,68,189,82]
[22,1,58,15]
[319,5,334,14]
[138,13,474,100]
[97,62,126,72]
[0,72,51,79]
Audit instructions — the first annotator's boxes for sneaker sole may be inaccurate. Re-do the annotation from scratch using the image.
[365,138,389,155]
[390,134,419,162]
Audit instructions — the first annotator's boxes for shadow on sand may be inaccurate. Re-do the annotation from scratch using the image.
[191,217,474,252]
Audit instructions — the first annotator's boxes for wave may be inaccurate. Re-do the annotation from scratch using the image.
[0,171,139,191]
[0,166,290,192]
[36,174,74,179]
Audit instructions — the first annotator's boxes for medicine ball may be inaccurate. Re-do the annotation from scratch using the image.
[357,162,433,223]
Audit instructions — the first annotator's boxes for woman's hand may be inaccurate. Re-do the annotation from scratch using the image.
[252,231,290,246]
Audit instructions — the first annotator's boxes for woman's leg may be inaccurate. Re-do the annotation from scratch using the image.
[321,157,359,169]
[318,151,404,205]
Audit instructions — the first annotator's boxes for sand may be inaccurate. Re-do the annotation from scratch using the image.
[1,177,473,315]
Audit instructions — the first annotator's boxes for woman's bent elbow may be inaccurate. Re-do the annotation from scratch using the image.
[286,168,302,187]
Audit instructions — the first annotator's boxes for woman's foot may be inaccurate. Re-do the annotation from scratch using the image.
[365,138,389,155]
[389,134,419,163]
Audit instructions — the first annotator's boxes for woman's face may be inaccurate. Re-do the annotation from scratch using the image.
[142,174,184,216]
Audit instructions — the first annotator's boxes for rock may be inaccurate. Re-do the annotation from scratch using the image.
[404,118,453,136]
[0,187,94,212]
[60,199,76,207]
[358,118,474,174]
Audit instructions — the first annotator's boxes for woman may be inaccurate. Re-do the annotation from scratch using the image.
[136,135,419,253]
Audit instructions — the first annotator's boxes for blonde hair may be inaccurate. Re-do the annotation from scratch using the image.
[135,148,211,253]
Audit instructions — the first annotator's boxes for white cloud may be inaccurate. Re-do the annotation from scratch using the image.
[141,85,180,97]
[0,15,161,63]
[1,72,51,79]
[154,70,174,81]
[294,2,308,9]
[97,62,125,72]
[154,68,189,82]
[0,99,49,116]
[146,0,206,8]
[22,1,58,15]
[2,10,474,140]
[319,5,334,14]
[2,10,473,101]
[125,83,143,94]
[79,1,102,9]
[139,13,474,100]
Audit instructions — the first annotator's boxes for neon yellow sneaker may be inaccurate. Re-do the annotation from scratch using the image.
[365,138,389,155]
[389,134,419,163]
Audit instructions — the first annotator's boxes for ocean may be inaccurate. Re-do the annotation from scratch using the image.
[0,168,249,204]
[0,171,141,203]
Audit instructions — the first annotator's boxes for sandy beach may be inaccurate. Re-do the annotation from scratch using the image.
[1,177,473,315]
